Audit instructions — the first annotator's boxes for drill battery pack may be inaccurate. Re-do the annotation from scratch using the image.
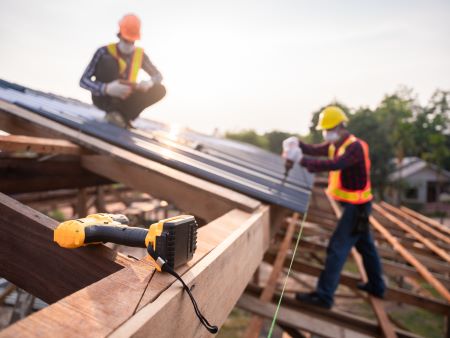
[154,215,198,269]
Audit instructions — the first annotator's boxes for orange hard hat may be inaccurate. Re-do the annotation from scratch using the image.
[119,14,141,42]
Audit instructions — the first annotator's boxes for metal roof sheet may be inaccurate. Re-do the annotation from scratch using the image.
[0,79,313,212]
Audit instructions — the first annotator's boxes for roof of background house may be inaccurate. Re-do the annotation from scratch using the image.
[0,79,313,213]
[389,157,450,181]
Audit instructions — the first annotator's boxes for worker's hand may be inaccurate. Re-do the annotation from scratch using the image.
[136,79,154,92]
[105,80,132,99]
[281,136,302,163]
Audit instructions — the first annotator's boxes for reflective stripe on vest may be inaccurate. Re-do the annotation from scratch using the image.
[326,135,373,204]
[106,43,144,83]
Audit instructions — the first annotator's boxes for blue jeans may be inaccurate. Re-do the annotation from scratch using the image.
[316,202,385,306]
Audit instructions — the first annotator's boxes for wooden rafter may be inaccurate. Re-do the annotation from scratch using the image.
[244,213,299,338]
[326,194,397,338]
[263,252,450,315]
[381,202,450,245]
[400,206,450,237]
[0,102,260,223]
[373,203,450,263]
[0,193,128,304]
[0,134,83,155]
[244,285,422,338]
[1,207,269,337]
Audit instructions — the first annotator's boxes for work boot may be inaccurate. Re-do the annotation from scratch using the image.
[357,282,384,299]
[295,291,331,309]
[104,111,127,128]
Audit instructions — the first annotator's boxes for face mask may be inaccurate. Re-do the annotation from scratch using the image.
[118,40,135,54]
[323,130,340,143]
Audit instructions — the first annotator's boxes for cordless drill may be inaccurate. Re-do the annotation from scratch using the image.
[54,213,197,270]
[53,213,218,333]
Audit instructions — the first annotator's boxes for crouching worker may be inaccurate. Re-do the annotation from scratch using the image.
[283,106,385,309]
[80,14,166,128]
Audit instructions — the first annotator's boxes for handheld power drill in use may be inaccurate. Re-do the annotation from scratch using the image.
[281,136,302,185]
[54,213,218,334]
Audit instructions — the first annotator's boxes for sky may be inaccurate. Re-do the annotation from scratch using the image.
[1,0,450,135]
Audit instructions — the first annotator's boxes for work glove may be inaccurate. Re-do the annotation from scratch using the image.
[136,79,155,92]
[105,80,132,99]
[282,136,303,164]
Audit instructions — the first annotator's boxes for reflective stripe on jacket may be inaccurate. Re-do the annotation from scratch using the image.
[106,43,144,83]
[327,135,373,204]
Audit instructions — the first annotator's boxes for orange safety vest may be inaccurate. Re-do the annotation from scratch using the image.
[106,43,144,83]
[327,135,373,204]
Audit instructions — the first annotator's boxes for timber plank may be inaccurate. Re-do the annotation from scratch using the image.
[82,155,259,222]
[292,238,450,290]
[266,254,450,315]
[381,202,450,245]
[0,101,261,221]
[244,213,299,338]
[242,289,422,338]
[370,215,450,302]
[374,203,450,263]
[110,207,269,338]
[238,294,372,338]
[1,208,269,338]
[400,206,450,237]
[0,192,124,304]
[136,209,251,310]
[0,135,83,155]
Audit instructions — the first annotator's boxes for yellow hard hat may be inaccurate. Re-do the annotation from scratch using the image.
[316,106,348,130]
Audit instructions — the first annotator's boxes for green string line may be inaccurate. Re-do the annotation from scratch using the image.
[267,201,310,338]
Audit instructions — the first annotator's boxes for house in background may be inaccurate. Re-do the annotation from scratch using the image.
[385,157,450,214]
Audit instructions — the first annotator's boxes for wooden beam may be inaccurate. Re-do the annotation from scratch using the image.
[369,215,450,302]
[244,285,422,338]
[82,155,259,223]
[381,202,450,245]
[0,134,83,155]
[0,109,61,138]
[263,252,450,315]
[326,195,397,338]
[400,206,450,237]
[0,101,260,222]
[1,207,269,337]
[244,213,299,338]
[0,158,111,193]
[374,203,450,263]
[0,192,127,303]
[239,294,373,338]
[291,237,450,290]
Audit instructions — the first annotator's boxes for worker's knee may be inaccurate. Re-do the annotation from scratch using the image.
[152,83,166,101]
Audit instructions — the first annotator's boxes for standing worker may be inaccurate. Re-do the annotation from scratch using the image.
[283,106,385,309]
[80,14,166,128]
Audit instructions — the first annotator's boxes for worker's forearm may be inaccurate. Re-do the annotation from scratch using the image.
[80,77,107,96]
[301,158,339,172]
[299,141,329,157]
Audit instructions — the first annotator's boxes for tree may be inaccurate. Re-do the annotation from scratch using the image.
[415,90,450,203]
[374,87,417,203]
[413,89,450,169]
[264,130,301,154]
[347,108,393,199]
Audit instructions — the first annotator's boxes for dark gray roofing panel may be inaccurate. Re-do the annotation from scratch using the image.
[0,79,313,212]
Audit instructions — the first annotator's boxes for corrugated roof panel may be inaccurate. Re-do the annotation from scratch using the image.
[0,79,313,212]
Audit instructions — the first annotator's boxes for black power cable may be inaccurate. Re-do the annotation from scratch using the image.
[147,246,218,334]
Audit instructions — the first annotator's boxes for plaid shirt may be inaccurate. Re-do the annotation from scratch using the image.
[300,135,368,190]
[80,45,163,96]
